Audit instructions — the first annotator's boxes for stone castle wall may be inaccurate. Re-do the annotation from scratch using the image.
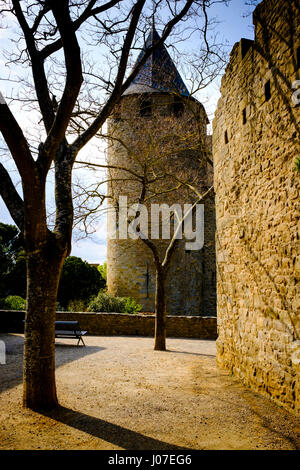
[213,0,300,414]
[107,93,216,316]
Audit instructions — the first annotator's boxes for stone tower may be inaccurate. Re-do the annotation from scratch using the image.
[106,27,216,316]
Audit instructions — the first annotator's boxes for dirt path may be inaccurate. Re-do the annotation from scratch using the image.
[0,333,299,450]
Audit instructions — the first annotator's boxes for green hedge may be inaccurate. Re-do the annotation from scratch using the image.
[87,292,142,314]
[0,295,26,310]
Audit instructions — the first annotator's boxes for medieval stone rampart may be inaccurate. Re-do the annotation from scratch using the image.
[213,0,300,414]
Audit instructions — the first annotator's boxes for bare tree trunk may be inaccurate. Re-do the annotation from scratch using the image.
[22,240,65,410]
[154,266,167,351]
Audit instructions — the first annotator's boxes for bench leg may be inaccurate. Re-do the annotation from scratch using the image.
[77,336,86,346]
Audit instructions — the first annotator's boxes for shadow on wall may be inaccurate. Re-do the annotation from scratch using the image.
[216,230,299,341]
[241,237,299,340]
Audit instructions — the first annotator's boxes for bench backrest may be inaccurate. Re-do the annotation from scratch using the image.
[55,321,79,331]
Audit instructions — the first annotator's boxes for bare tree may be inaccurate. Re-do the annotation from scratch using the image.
[0,0,226,410]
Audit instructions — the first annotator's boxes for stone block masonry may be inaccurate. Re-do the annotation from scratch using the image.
[213,0,300,414]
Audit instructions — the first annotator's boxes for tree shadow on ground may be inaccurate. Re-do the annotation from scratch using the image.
[0,333,104,393]
[42,406,193,451]
[167,349,216,358]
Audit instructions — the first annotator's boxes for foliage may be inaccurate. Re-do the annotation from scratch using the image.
[0,223,26,298]
[2,255,27,299]
[0,295,26,310]
[296,157,300,173]
[57,256,106,308]
[97,262,107,282]
[123,296,143,314]
[87,291,142,314]
[0,223,20,277]
[66,299,88,312]
[56,302,65,312]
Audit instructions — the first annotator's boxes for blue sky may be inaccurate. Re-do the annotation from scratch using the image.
[211,0,255,46]
[0,0,257,264]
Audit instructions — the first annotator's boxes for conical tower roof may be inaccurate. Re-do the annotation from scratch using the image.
[123,27,190,97]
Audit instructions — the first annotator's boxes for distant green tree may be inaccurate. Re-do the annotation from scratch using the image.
[3,255,27,298]
[97,261,107,282]
[0,223,19,275]
[57,256,106,309]
[0,223,26,298]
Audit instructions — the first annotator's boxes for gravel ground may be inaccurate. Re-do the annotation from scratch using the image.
[0,333,299,450]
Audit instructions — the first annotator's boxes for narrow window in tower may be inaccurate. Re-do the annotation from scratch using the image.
[173,95,184,117]
[224,130,229,144]
[242,107,247,125]
[297,46,300,69]
[265,80,271,101]
[140,98,152,117]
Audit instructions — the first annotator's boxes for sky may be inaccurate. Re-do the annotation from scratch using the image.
[0,0,257,264]
[211,0,256,44]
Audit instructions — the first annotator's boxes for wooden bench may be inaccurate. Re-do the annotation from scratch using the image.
[55,321,87,346]
[23,320,87,346]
